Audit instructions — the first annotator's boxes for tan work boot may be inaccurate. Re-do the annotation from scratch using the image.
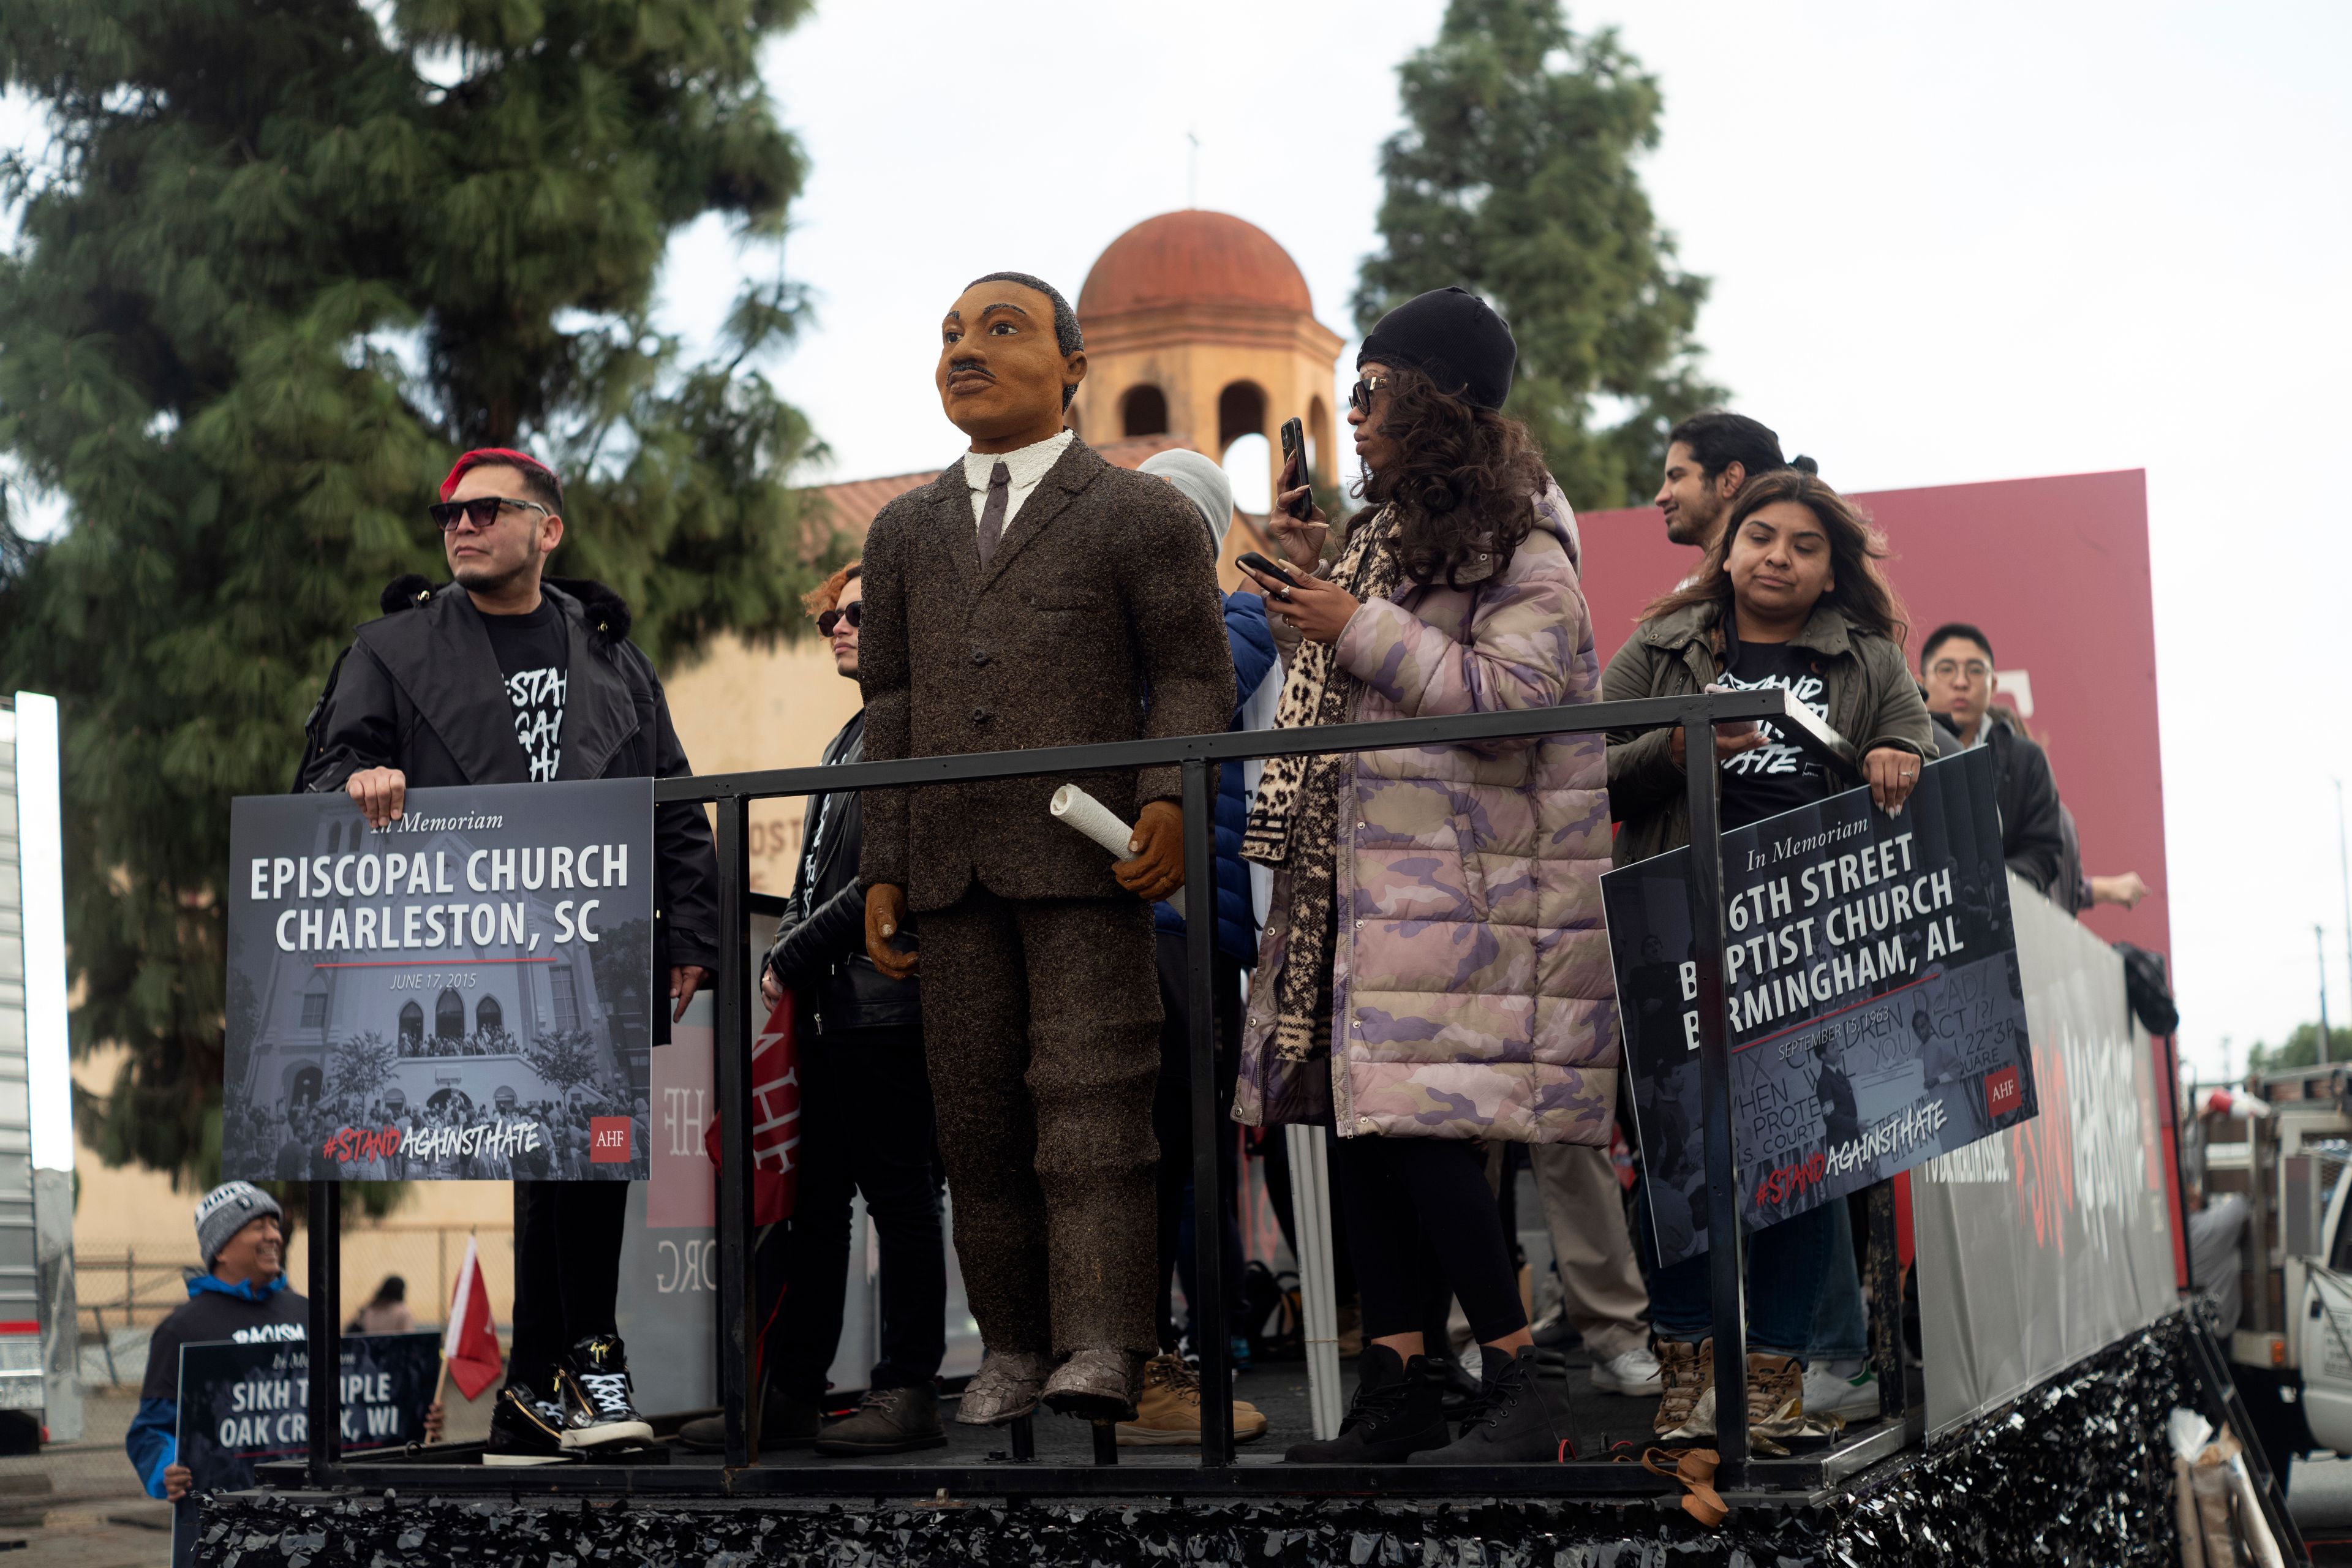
[1115,1352,1270,1447]
[1747,1352,1806,1441]
[1653,1336,1714,1441]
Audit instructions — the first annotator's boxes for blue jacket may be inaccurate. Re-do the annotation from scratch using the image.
[1156,592,1278,965]
[128,1272,306,1499]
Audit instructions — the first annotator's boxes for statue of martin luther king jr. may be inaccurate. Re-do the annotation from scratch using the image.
[856,270,1233,1423]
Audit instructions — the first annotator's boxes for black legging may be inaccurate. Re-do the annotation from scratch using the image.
[1330,1133,1526,1345]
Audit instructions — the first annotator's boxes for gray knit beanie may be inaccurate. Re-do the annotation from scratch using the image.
[195,1181,282,1270]
[1137,448,1235,556]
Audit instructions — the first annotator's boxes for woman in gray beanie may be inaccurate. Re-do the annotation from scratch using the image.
[1137,447,1236,556]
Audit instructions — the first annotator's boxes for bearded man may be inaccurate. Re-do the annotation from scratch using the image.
[856,271,1232,1422]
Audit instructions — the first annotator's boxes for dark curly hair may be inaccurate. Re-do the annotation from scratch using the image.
[1357,365,1550,588]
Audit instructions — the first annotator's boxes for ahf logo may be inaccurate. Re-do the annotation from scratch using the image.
[1985,1065,2022,1119]
[589,1116,632,1163]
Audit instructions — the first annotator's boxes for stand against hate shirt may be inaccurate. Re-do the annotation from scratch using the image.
[480,597,568,780]
[1711,637,1831,829]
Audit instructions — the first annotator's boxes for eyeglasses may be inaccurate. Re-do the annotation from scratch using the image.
[1926,658,1992,682]
[1348,374,1389,416]
[817,601,864,636]
[429,496,552,533]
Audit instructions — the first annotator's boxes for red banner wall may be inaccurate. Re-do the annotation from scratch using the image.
[1575,469,2168,964]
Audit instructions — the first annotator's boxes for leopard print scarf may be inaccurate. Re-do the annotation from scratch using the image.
[1240,507,1404,1062]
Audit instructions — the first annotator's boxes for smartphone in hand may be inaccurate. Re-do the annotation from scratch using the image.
[1236,551,1299,597]
[1277,417,1312,519]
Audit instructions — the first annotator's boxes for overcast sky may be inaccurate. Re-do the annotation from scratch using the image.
[9,1,2348,1078]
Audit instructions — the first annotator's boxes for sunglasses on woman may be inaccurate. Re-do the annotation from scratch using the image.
[817,601,864,636]
[1347,374,1388,416]
[428,495,553,533]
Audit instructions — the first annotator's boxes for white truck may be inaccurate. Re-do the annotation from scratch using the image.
[2196,1063,2352,1471]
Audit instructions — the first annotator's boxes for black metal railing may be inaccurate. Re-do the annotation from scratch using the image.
[292,686,1915,1498]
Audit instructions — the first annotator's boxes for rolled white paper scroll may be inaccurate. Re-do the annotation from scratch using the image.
[1049,784,1185,918]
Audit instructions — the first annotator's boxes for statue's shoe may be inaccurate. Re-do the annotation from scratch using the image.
[954,1350,1051,1426]
[1042,1348,1145,1423]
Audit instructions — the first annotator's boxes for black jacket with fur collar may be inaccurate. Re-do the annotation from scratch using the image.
[298,576,720,989]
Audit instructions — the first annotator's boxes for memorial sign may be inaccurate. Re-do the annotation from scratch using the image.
[176,1331,440,1486]
[1604,747,2037,1265]
[222,780,655,1182]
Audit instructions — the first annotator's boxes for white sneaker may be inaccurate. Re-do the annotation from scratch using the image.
[1801,1360,1881,1420]
[1589,1345,1664,1396]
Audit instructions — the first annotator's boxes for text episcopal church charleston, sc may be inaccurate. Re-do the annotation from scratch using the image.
[222,778,657,1182]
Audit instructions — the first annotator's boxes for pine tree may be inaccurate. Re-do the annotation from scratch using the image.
[0,0,827,1193]
[1355,0,1725,510]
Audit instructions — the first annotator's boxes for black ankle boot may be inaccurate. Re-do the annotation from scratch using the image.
[1283,1345,1449,1463]
[1409,1346,1572,1464]
[1430,1351,1487,1420]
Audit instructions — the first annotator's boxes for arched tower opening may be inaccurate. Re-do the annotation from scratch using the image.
[1121,384,1169,438]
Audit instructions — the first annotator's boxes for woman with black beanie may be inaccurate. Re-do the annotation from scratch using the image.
[1234,287,1621,1466]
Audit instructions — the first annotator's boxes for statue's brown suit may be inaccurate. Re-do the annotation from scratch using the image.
[858,436,1232,1356]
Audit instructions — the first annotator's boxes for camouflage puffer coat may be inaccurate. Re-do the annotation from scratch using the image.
[1231,481,1619,1146]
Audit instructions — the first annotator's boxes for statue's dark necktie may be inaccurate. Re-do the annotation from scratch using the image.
[976,461,1012,568]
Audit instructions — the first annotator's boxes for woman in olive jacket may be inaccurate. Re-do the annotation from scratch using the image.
[1600,467,1933,1446]
[1605,473,1935,859]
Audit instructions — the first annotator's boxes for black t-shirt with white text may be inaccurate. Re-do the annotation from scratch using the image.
[479,599,568,781]
[1714,638,1831,831]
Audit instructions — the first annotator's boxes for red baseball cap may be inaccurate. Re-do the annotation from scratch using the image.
[439,447,561,503]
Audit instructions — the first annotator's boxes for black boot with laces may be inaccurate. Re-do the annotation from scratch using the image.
[1409,1344,1573,1464]
[556,1333,655,1452]
[485,1383,578,1466]
[1283,1345,1449,1463]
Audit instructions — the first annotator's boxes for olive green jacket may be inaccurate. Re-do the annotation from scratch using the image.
[1601,598,1935,868]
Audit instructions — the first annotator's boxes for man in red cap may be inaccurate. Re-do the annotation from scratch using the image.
[300,448,720,1464]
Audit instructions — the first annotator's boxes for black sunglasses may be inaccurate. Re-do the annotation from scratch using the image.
[1348,374,1389,416]
[429,495,552,533]
[817,601,864,636]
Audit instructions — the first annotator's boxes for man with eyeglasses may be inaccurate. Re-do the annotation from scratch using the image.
[1918,622,2065,896]
[300,446,720,1464]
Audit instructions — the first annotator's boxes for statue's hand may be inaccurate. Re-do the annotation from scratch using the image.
[1112,800,1186,904]
[864,884,918,980]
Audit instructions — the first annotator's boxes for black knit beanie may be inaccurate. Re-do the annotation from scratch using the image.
[1357,287,1517,412]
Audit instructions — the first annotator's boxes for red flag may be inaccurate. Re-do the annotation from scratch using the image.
[442,1234,503,1400]
[704,993,801,1226]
